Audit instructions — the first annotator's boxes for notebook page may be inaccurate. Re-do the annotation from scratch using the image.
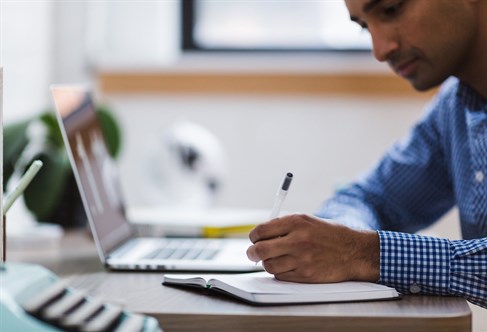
[211,271,395,295]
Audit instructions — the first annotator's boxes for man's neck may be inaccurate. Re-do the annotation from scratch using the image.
[459,59,487,100]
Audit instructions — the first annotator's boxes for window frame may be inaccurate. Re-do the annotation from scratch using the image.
[181,0,370,53]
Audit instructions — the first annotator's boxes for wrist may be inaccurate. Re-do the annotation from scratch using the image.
[350,230,380,282]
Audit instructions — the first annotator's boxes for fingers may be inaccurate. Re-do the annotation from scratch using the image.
[274,270,301,282]
[261,255,296,275]
[246,235,289,262]
[264,253,322,283]
[247,214,319,262]
[274,270,311,283]
[249,217,293,243]
[249,214,318,243]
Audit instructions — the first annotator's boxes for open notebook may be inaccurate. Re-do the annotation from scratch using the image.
[162,271,400,305]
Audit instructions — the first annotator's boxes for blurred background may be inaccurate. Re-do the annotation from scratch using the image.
[1,0,460,233]
[2,0,485,329]
[2,0,431,220]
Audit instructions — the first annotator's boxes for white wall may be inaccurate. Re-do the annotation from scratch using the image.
[1,1,54,122]
[0,0,180,124]
[105,93,429,211]
[50,1,91,84]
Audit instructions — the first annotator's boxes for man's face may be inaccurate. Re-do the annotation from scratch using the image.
[344,0,478,91]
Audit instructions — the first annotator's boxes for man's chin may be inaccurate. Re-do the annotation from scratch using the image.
[408,77,443,92]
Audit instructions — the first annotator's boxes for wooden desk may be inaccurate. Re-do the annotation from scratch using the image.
[10,230,472,332]
[65,271,471,332]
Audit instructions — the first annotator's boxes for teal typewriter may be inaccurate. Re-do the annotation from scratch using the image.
[0,262,162,331]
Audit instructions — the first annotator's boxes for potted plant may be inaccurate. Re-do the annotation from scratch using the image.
[3,106,122,228]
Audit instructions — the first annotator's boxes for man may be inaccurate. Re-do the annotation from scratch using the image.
[247,0,487,308]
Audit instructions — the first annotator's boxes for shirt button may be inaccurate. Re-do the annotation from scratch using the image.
[410,283,421,294]
[475,171,484,183]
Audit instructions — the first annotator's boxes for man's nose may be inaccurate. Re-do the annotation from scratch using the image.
[370,27,399,62]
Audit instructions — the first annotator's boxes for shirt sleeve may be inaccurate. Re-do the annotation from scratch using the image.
[378,231,487,308]
[315,95,455,233]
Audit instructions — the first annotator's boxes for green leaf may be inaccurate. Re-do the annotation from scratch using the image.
[3,120,31,188]
[39,111,65,147]
[96,106,122,159]
[23,151,71,221]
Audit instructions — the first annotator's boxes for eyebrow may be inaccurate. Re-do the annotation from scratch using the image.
[363,0,382,13]
[350,0,382,23]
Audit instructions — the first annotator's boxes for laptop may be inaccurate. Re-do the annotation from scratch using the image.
[51,85,263,272]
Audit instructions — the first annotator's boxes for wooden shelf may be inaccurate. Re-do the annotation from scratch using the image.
[98,71,436,98]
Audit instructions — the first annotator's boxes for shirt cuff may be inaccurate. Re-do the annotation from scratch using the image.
[377,230,451,295]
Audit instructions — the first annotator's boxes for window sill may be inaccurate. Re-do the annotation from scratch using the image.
[97,52,435,97]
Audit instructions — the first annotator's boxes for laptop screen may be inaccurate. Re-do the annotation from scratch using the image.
[51,86,133,258]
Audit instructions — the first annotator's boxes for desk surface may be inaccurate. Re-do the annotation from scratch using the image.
[10,230,472,332]
[66,271,471,332]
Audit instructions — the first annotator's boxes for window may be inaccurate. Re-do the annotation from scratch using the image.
[182,0,371,52]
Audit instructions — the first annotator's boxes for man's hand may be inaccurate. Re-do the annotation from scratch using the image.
[247,214,380,283]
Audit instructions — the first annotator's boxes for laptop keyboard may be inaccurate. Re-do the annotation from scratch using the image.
[143,239,221,261]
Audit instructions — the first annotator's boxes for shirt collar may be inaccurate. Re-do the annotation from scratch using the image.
[456,81,487,113]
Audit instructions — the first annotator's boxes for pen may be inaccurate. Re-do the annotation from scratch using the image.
[269,172,293,219]
[3,160,44,215]
[256,172,293,266]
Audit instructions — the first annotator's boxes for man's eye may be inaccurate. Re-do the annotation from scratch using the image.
[384,5,399,15]
[383,1,404,16]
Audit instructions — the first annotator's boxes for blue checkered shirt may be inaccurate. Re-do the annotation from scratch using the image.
[316,78,487,308]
